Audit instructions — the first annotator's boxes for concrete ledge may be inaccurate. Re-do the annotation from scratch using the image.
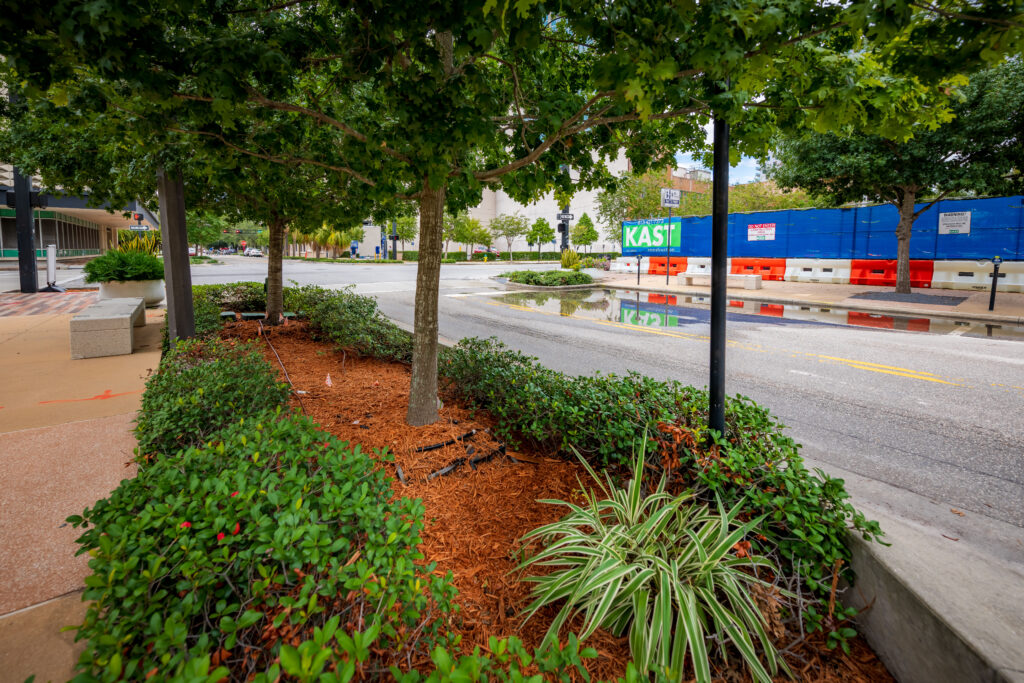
[845,511,1024,683]
[677,273,763,289]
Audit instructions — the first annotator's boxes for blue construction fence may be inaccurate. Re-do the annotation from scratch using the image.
[621,195,1024,260]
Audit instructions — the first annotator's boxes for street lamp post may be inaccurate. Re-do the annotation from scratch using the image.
[709,109,729,438]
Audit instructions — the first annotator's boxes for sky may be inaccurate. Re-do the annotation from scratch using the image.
[674,122,764,184]
[676,152,762,184]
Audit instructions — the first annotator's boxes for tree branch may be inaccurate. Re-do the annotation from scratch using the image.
[910,2,1024,28]
[913,188,952,218]
[167,127,377,186]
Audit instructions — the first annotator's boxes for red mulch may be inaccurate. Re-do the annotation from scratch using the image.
[221,320,893,682]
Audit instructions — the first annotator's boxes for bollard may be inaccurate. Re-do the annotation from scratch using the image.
[39,244,65,293]
[988,256,1002,311]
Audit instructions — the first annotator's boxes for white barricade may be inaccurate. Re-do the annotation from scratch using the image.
[783,258,852,284]
[931,260,1024,293]
[612,257,639,274]
[684,257,716,276]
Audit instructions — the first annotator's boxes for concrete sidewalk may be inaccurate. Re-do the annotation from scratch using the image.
[600,273,1024,325]
[0,306,162,682]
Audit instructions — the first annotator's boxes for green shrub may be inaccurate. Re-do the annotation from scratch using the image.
[192,281,266,312]
[289,284,413,362]
[404,251,621,262]
[439,338,882,595]
[560,248,581,270]
[68,411,456,681]
[500,270,593,286]
[519,453,787,683]
[136,338,290,456]
[83,249,164,283]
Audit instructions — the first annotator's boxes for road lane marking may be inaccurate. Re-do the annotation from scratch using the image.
[813,355,961,385]
[485,300,966,385]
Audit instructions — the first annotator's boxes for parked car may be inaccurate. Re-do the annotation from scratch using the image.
[244,247,263,257]
[472,247,501,256]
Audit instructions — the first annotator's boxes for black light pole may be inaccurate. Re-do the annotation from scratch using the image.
[709,108,729,437]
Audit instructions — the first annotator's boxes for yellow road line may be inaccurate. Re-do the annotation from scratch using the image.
[486,300,961,383]
[814,354,942,376]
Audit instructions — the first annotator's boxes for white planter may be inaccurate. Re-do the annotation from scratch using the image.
[98,279,165,307]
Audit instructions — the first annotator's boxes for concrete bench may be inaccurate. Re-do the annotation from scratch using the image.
[677,273,762,290]
[70,297,146,359]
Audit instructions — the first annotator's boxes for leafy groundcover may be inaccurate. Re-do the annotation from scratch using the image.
[68,335,600,682]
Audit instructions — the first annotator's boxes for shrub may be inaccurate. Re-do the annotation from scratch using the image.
[500,270,593,286]
[439,338,882,595]
[136,338,290,456]
[560,248,581,270]
[83,249,164,283]
[192,281,266,312]
[68,411,455,681]
[289,284,413,362]
[519,453,787,683]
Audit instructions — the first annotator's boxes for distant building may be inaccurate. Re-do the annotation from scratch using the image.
[0,164,153,259]
[465,156,710,253]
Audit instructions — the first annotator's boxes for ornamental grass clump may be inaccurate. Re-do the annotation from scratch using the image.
[519,451,789,683]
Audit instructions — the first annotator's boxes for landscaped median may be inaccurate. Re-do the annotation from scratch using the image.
[64,282,891,682]
[499,270,594,287]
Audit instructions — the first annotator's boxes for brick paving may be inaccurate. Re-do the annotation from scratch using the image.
[0,292,98,317]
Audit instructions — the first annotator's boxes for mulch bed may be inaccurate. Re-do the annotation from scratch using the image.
[221,320,893,682]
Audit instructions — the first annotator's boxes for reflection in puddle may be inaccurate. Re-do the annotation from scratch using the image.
[494,289,1024,341]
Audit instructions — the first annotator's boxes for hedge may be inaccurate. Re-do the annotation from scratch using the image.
[402,250,620,262]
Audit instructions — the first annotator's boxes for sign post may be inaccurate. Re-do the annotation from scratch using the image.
[661,188,680,284]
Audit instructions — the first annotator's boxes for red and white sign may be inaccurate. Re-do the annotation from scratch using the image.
[747,223,776,241]
[240,240,247,247]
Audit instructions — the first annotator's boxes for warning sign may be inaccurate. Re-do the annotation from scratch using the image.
[938,211,971,235]
[747,223,776,241]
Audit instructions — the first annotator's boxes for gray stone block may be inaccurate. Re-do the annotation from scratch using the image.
[69,298,145,359]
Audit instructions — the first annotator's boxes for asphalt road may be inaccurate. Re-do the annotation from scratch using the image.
[134,256,1024,562]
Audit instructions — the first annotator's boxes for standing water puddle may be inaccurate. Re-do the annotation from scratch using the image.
[494,288,1024,342]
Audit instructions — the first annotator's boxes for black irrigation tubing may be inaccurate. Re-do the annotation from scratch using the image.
[427,457,465,480]
[414,429,479,452]
[258,320,307,416]
[426,443,510,480]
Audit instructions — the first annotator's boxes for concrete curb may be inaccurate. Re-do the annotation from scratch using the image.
[845,511,1024,683]
[598,280,1024,326]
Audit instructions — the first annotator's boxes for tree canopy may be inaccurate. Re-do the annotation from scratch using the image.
[527,217,555,257]
[3,0,1020,423]
[769,60,1024,292]
[571,213,599,252]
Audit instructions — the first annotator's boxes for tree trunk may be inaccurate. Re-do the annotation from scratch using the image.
[266,216,286,325]
[894,190,916,294]
[407,180,446,426]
